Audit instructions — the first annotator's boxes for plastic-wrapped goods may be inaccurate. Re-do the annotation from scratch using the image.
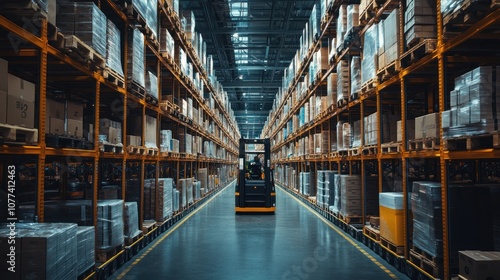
[343,122,352,149]
[346,4,359,34]
[160,130,172,152]
[129,0,148,24]
[127,28,145,87]
[411,181,443,257]
[106,19,124,77]
[186,178,194,205]
[336,121,344,151]
[160,28,175,56]
[441,0,462,15]
[361,24,378,85]
[145,115,157,148]
[76,226,95,276]
[146,0,157,40]
[143,179,156,220]
[157,178,174,221]
[300,172,310,196]
[404,0,437,47]
[194,181,201,200]
[351,120,361,148]
[177,178,187,207]
[310,4,321,41]
[0,223,79,280]
[350,56,361,97]
[124,202,141,241]
[383,9,400,67]
[97,200,124,249]
[44,200,93,225]
[336,5,347,49]
[337,60,349,102]
[172,188,180,212]
[146,71,158,100]
[340,175,362,216]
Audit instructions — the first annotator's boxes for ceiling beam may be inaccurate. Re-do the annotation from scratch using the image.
[198,28,302,35]
[222,81,281,88]
[233,110,270,116]
[222,65,286,70]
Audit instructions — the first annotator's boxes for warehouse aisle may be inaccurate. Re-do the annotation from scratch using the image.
[111,183,407,280]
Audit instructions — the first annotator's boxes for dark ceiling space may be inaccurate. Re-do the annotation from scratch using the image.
[181,0,316,139]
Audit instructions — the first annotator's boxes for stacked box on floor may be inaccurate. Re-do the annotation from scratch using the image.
[380,9,400,68]
[337,60,349,102]
[194,180,202,199]
[186,177,194,205]
[361,24,378,85]
[97,200,124,249]
[143,179,156,220]
[157,178,174,221]
[340,175,362,217]
[44,200,93,225]
[146,71,158,101]
[160,28,175,57]
[127,28,145,88]
[57,2,107,57]
[177,179,187,208]
[380,192,404,246]
[300,172,310,196]
[0,223,79,280]
[106,19,124,77]
[198,168,208,190]
[412,181,443,257]
[351,120,361,148]
[404,0,437,47]
[172,188,180,212]
[77,226,95,275]
[316,171,326,207]
[443,66,500,137]
[124,202,141,240]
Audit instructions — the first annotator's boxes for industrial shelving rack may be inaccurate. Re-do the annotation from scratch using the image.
[0,0,238,276]
[264,0,500,279]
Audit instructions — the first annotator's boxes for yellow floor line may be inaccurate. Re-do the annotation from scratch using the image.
[278,186,399,279]
[115,182,233,279]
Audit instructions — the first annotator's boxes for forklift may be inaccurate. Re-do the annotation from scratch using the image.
[235,138,276,213]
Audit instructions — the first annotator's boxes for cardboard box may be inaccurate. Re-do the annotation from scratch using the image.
[0,90,6,123]
[0,58,7,93]
[49,117,65,135]
[67,102,84,121]
[67,119,83,138]
[459,251,500,280]
[422,113,439,138]
[145,115,157,146]
[7,96,35,128]
[8,74,35,102]
[441,110,451,129]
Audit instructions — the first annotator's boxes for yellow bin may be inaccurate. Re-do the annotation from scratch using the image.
[379,192,404,247]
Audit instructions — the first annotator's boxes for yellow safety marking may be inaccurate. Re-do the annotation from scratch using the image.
[278,186,399,279]
[115,183,233,279]
[235,206,276,212]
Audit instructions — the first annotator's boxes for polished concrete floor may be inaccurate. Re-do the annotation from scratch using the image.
[111,182,407,280]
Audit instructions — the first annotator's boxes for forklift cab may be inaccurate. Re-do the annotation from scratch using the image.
[235,138,276,213]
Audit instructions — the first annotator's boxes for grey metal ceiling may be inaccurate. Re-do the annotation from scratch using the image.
[181,0,316,139]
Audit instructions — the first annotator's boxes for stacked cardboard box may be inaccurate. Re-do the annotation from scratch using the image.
[97,200,124,249]
[340,175,362,217]
[124,202,141,241]
[172,188,180,212]
[351,120,361,148]
[146,0,157,40]
[459,251,500,280]
[0,223,79,280]
[379,9,400,69]
[316,170,336,208]
[177,179,187,208]
[100,118,122,144]
[160,28,175,57]
[397,120,416,142]
[412,181,442,257]
[127,28,145,88]
[415,112,439,139]
[337,60,350,102]
[186,177,194,205]
[157,178,174,221]
[404,0,437,47]
[146,71,158,101]
[76,226,95,276]
[57,2,107,57]
[6,73,36,129]
[443,66,500,137]
[364,112,377,145]
[346,4,359,35]
[361,24,378,85]
[46,99,65,136]
[145,115,157,148]
[350,56,361,97]
[44,200,93,225]
[143,179,156,220]
[336,5,348,49]
[106,19,124,77]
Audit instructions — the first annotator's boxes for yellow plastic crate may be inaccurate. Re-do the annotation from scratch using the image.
[379,205,404,246]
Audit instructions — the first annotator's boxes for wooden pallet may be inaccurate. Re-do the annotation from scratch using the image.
[99,142,124,154]
[443,132,500,150]
[408,137,440,151]
[409,248,443,278]
[337,149,349,157]
[142,220,157,234]
[363,225,381,241]
[160,51,175,65]
[61,35,105,69]
[125,231,143,246]
[401,39,437,67]
[370,216,380,228]
[46,134,92,149]
[377,60,401,83]
[96,243,124,263]
[103,67,125,88]
[362,145,378,156]
[381,142,402,153]
[124,2,147,30]
[339,213,363,224]
[146,94,158,106]
[348,147,361,157]
[360,78,378,96]
[127,145,146,155]
[380,237,404,255]
[337,97,349,108]
[0,124,38,144]
[1,0,48,18]
[128,81,146,98]
[443,0,496,33]
[145,147,158,156]
[359,0,380,24]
